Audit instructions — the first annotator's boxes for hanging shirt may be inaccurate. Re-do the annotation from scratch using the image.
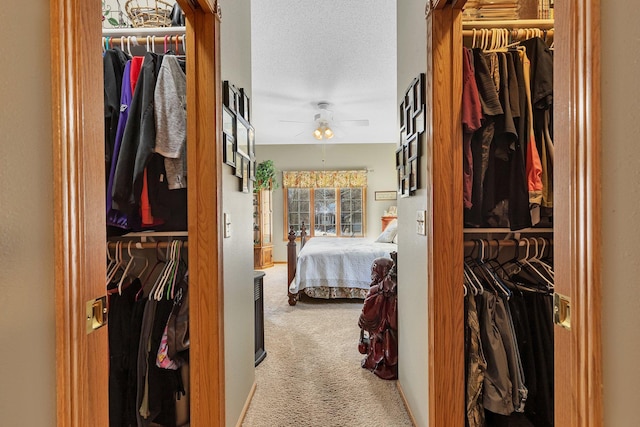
[112,52,163,216]
[104,48,130,191]
[154,55,187,190]
[462,48,484,210]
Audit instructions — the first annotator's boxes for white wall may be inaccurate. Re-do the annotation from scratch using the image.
[396,1,429,425]
[255,143,398,262]
[0,0,56,425]
[220,0,255,425]
[601,4,640,425]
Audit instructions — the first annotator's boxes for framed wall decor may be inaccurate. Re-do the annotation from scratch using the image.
[235,154,244,178]
[248,126,256,181]
[375,191,398,201]
[395,73,426,197]
[223,81,255,193]
[239,88,251,122]
[236,116,250,159]
[222,105,235,137]
[223,80,239,113]
[240,155,250,193]
[409,157,418,192]
[223,133,235,167]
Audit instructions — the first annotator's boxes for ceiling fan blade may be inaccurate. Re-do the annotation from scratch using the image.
[336,119,369,127]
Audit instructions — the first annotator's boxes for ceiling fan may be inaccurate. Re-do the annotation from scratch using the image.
[280,101,370,140]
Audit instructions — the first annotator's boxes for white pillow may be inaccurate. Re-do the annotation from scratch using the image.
[375,219,398,243]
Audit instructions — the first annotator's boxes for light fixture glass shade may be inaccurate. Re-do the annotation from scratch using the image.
[313,128,323,140]
[324,127,334,139]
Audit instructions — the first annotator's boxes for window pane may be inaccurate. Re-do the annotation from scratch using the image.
[339,188,363,236]
[314,188,336,236]
[287,188,311,236]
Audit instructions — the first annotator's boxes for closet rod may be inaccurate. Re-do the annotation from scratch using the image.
[462,28,554,38]
[102,35,185,47]
[462,19,554,29]
[102,26,186,37]
[108,240,188,250]
[463,238,553,249]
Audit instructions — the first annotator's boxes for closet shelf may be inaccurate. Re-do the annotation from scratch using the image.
[120,231,188,238]
[462,19,554,30]
[102,26,186,37]
[463,228,554,234]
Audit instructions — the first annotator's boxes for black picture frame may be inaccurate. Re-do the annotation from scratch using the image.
[236,116,250,159]
[240,88,251,122]
[240,155,250,193]
[408,134,419,159]
[412,74,424,110]
[223,81,235,112]
[235,154,244,178]
[395,146,403,169]
[223,133,235,167]
[248,126,256,181]
[223,105,235,137]
[396,73,426,197]
[413,108,425,135]
[409,157,418,192]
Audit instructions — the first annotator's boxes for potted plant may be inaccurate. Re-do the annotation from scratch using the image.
[254,160,278,192]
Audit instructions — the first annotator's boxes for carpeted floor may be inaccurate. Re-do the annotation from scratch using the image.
[242,264,413,427]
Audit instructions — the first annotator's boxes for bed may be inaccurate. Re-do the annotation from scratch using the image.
[286,222,398,306]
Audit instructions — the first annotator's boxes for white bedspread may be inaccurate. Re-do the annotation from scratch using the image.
[289,237,397,294]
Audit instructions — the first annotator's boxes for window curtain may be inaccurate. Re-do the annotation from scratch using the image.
[282,170,367,188]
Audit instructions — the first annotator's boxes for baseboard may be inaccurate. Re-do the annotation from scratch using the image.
[396,380,418,427]
[235,381,257,427]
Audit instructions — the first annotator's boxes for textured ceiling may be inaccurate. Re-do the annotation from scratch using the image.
[250,0,398,145]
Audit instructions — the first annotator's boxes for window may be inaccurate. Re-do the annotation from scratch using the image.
[283,170,367,238]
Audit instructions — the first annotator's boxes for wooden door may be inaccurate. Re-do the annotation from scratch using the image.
[52,0,226,425]
[553,0,603,424]
[424,0,603,425]
[51,0,109,424]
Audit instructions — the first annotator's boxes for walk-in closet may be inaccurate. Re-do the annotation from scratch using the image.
[102,22,191,426]
[423,0,600,425]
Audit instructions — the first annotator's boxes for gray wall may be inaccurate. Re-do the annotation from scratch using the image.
[601,4,640,425]
[0,0,56,425]
[255,143,398,262]
[396,1,429,425]
[220,0,255,425]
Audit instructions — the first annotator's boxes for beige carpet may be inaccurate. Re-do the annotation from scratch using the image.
[242,264,413,427]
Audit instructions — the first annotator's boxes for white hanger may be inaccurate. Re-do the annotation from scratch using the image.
[152,240,179,301]
[521,238,554,289]
[106,245,117,280]
[106,241,124,285]
[117,241,137,295]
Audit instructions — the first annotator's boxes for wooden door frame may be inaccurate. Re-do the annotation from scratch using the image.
[425,0,602,425]
[51,0,226,425]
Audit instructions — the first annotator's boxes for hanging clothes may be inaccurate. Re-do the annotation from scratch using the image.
[464,240,554,427]
[104,47,131,189]
[107,52,188,234]
[463,38,553,231]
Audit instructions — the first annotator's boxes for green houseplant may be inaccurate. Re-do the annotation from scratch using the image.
[254,160,278,192]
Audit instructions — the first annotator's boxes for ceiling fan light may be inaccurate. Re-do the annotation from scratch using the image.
[324,127,334,139]
[313,128,323,140]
